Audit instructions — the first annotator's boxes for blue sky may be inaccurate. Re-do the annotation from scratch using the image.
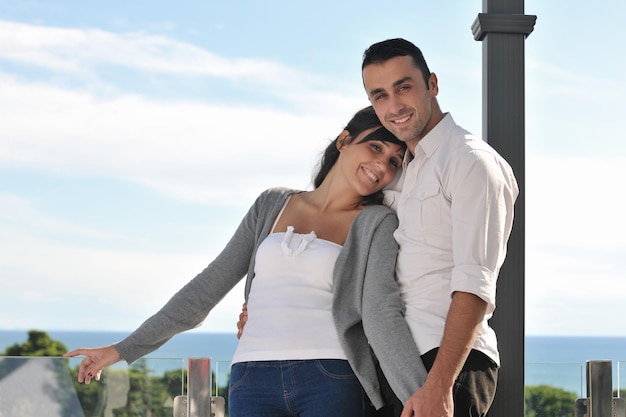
[1,1,624,336]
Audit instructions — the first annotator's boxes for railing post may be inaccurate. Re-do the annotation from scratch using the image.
[575,360,625,417]
[588,360,613,417]
[188,358,212,417]
[472,3,536,416]
[173,357,225,417]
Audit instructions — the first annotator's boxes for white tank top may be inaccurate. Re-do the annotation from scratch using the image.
[231,201,345,364]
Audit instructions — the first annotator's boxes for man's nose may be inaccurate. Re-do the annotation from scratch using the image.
[387,94,404,114]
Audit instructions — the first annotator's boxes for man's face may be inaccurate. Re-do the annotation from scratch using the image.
[362,55,438,149]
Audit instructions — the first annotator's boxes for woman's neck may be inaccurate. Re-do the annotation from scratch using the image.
[305,182,364,213]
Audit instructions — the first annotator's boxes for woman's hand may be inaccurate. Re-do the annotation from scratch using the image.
[236,303,248,339]
[63,345,123,384]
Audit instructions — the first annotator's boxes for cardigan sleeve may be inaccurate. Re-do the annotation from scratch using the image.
[361,211,428,404]
[114,190,269,364]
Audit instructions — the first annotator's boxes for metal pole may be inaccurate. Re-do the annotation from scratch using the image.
[587,360,613,417]
[472,1,536,416]
[187,358,212,417]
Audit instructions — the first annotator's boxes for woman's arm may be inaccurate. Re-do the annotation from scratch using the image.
[112,192,265,363]
[361,212,428,403]
[64,189,279,385]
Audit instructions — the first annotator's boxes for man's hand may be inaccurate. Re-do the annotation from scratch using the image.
[236,303,248,339]
[401,380,453,417]
[401,291,486,416]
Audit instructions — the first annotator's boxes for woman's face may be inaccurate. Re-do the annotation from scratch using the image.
[338,127,405,196]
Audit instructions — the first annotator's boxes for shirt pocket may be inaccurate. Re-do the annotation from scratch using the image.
[404,182,442,230]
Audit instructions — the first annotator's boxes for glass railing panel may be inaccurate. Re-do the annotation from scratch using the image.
[525,362,585,396]
[213,360,231,398]
[615,360,626,398]
[0,356,185,417]
[525,362,584,417]
[9,357,615,416]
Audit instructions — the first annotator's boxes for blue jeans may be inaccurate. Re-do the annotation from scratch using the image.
[229,359,374,417]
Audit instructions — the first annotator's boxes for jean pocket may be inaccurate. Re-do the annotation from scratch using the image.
[315,359,357,380]
[229,362,251,392]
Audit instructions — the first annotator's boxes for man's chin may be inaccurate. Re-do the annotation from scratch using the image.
[393,130,417,143]
[382,123,417,142]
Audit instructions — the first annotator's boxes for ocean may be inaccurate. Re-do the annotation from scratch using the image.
[0,330,240,362]
[2,330,625,397]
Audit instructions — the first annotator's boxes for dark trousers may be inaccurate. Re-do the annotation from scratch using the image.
[376,348,498,417]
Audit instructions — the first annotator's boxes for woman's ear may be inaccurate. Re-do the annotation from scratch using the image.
[337,130,351,151]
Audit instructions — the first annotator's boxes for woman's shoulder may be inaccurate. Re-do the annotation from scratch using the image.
[250,187,303,212]
[354,204,398,228]
[257,186,301,201]
[360,203,396,217]
[343,205,398,252]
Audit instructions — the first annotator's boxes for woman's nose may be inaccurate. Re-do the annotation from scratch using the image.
[373,157,388,174]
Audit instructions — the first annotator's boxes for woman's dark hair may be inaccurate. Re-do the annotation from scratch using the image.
[362,38,431,88]
[313,106,405,206]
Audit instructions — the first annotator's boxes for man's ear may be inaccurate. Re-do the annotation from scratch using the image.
[428,72,439,97]
[337,130,350,150]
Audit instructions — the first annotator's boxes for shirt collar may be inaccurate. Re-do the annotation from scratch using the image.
[410,112,455,160]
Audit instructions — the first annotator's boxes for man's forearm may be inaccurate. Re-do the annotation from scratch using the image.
[400,292,488,417]
[426,291,487,388]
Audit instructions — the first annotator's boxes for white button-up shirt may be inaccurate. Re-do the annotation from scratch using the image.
[384,113,519,365]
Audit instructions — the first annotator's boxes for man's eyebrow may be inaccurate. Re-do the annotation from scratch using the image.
[368,76,415,97]
[368,87,385,96]
[392,76,413,88]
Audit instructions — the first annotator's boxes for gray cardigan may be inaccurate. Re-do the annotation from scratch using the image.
[114,187,427,408]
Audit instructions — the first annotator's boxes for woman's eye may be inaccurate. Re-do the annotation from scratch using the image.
[370,143,382,152]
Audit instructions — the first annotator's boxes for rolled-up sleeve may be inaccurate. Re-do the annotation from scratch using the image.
[450,149,519,313]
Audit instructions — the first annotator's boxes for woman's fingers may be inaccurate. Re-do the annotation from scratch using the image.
[237,303,248,339]
[63,346,121,384]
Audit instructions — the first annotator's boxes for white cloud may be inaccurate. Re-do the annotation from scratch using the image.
[0,193,122,265]
[0,19,361,108]
[0,73,363,205]
[0,20,295,82]
[525,57,626,155]
[525,156,626,335]
[0,208,245,332]
[526,156,626,250]
[0,19,369,207]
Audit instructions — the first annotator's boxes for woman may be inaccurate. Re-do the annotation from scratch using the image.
[65,106,426,417]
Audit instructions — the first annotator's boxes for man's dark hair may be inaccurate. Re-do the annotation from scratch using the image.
[362,38,431,87]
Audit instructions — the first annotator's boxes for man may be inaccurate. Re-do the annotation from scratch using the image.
[361,38,518,417]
